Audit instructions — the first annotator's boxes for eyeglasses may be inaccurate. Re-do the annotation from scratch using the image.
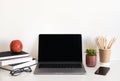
[10,66,32,76]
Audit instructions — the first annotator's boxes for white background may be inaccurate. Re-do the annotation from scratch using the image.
[0,0,120,60]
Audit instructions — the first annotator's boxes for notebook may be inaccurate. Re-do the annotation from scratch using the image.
[34,34,86,75]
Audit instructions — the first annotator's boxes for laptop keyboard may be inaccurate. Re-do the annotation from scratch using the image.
[39,64,82,68]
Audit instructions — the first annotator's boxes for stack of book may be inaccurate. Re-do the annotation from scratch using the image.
[0,51,36,71]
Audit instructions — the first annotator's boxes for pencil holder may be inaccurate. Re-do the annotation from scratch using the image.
[99,49,111,65]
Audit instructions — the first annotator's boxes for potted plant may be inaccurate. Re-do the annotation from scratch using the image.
[86,49,97,67]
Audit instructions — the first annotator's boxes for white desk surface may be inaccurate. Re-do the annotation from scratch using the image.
[0,60,119,81]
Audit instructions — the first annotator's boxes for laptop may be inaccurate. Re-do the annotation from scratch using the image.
[34,34,86,75]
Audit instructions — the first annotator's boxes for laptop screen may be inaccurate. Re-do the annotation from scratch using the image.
[38,34,82,63]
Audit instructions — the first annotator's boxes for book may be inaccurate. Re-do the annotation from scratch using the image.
[0,51,29,60]
[0,56,33,66]
[0,59,36,70]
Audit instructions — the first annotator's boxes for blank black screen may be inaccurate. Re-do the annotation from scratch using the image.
[38,34,82,62]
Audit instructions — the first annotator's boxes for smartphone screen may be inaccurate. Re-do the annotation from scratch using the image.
[95,67,110,75]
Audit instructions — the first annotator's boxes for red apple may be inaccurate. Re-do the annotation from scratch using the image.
[10,40,23,53]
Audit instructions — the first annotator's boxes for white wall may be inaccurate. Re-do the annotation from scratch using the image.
[0,0,120,60]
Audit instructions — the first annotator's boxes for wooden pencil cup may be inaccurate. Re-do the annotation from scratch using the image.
[99,49,111,64]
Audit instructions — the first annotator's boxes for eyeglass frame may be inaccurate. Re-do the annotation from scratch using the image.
[10,66,32,76]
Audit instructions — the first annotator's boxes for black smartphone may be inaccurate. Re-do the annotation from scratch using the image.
[95,67,110,75]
